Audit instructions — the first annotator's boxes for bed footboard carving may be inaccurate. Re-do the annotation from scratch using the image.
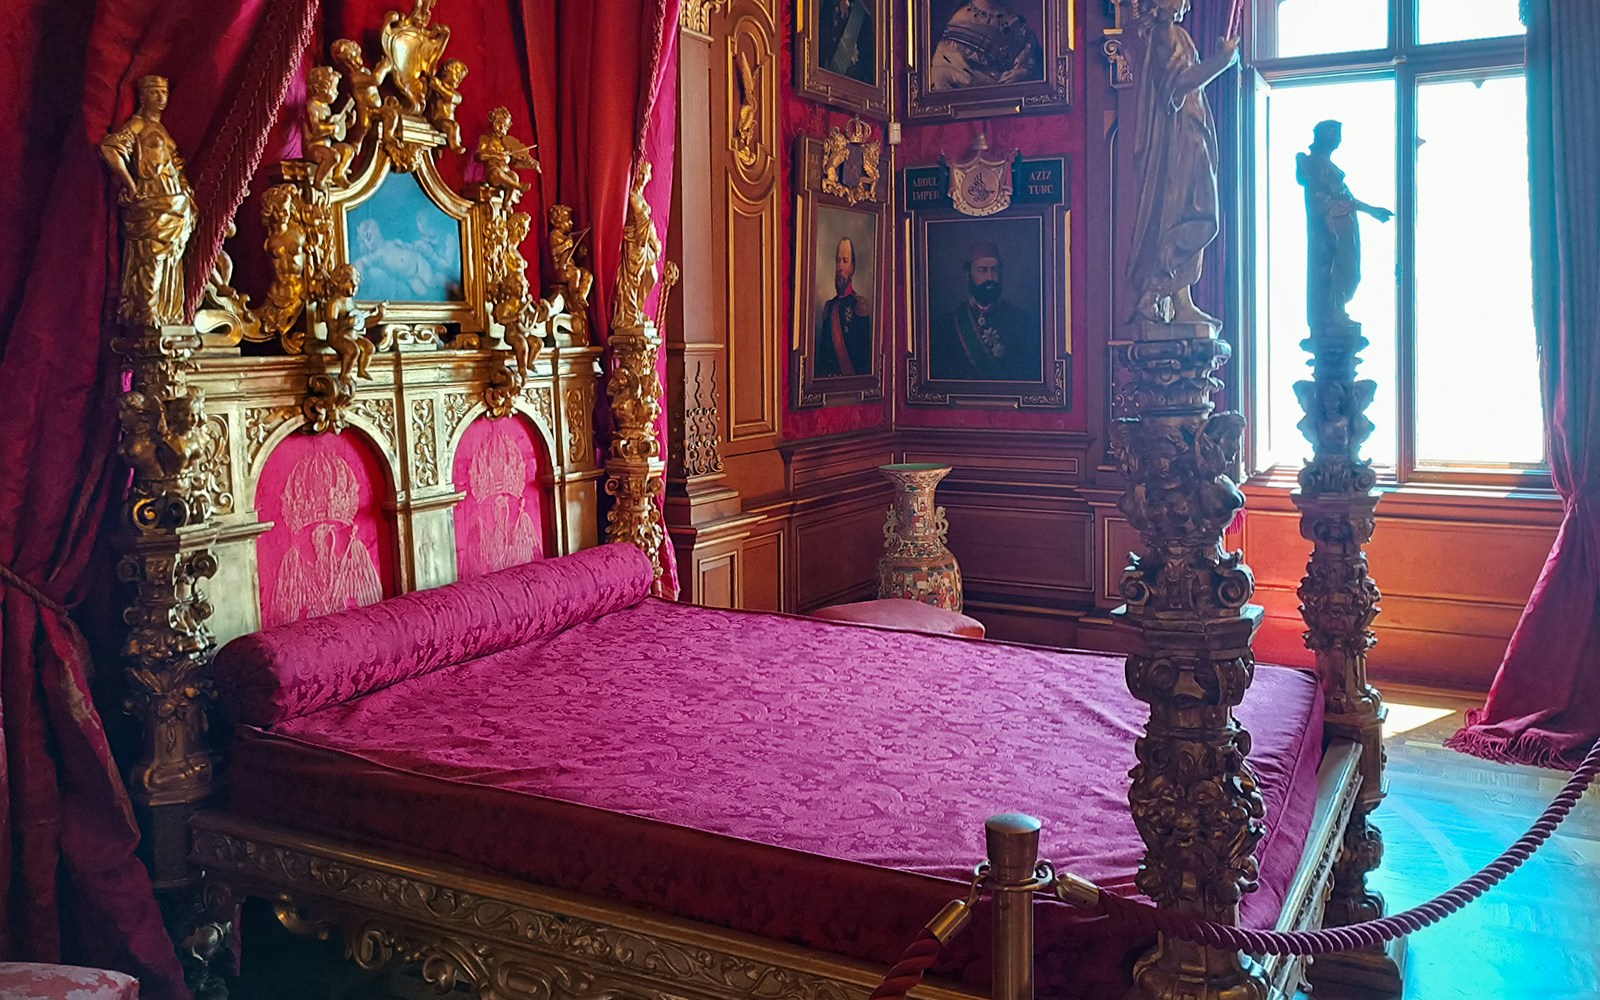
[191,817,948,1000]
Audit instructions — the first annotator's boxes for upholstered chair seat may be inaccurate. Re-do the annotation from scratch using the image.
[0,963,139,1000]
[810,598,986,638]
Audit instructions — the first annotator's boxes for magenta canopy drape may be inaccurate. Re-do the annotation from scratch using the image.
[1448,0,1600,771]
[1,0,684,988]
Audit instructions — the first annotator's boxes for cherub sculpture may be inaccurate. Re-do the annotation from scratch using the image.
[325,263,383,388]
[549,204,594,344]
[476,106,539,205]
[259,185,308,337]
[304,66,356,189]
[427,58,468,152]
[331,38,390,137]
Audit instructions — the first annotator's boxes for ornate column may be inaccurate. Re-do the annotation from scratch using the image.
[1113,5,1261,997]
[1111,337,1266,1000]
[1294,320,1406,993]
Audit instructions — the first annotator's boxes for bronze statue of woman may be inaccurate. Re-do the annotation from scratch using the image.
[1128,0,1238,332]
[1297,120,1393,328]
[101,75,196,327]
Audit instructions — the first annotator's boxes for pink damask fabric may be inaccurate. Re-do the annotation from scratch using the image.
[254,431,398,629]
[0,963,139,1000]
[214,543,656,726]
[453,415,553,580]
[228,598,1324,996]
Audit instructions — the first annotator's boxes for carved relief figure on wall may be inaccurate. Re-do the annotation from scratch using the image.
[927,0,1043,92]
[100,74,196,326]
[1298,120,1393,328]
[1127,0,1238,331]
[820,0,877,84]
[815,235,874,378]
[929,238,1040,382]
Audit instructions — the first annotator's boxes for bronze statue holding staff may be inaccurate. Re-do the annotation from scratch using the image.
[1297,120,1393,328]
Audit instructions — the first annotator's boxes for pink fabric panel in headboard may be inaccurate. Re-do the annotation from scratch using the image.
[453,414,553,580]
[255,431,398,629]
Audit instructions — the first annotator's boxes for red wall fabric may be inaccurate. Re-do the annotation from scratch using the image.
[0,0,313,992]
[255,430,398,629]
[453,414,554,579]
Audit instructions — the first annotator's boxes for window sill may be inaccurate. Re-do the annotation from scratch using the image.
[1242,470,1564,526]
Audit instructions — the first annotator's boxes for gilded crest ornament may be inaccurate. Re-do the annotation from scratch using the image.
[819,116,881,206]
[945,136,1018,217]
[379,0,452,112]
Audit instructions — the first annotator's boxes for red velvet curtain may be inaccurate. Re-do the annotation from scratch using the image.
[1448,0,1600,771]
[0,1,314,995]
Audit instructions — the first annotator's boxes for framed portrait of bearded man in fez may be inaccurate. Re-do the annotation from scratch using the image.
[908,201,1070,409]
[907,0,1072,121]
[793,131,888,408]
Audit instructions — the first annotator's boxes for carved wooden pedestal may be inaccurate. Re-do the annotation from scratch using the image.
[113,324,230,996]
[1111,337,1267,1000]
[1292,321,1405,996]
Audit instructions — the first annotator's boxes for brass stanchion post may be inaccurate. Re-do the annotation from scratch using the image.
[986,813,1041,1000]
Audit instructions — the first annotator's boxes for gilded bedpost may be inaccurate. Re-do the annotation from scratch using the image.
[1113,4,1264,998]
[1293,232,1406,996]
[605,163,672,593]
[103,76,230,996]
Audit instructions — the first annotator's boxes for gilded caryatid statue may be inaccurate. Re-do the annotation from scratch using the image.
[1127,0,1238,335]
[613,163,662,331]
[549,204,594,344]
[1298,120,1393,329]
[101,74,197,327]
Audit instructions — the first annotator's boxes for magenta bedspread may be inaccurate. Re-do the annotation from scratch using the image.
[227,598,1324,997]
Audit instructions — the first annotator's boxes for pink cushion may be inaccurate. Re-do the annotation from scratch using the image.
[215,543,656,727]
[0,964,139,1000]
[811,598,986,638]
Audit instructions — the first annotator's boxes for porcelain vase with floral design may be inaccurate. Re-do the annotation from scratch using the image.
[876,463,963,611]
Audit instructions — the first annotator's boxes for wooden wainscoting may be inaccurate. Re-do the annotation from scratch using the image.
[1242,485,1560,692]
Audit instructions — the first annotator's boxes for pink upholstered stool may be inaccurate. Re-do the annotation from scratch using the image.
[0,964,139,1000]
[810,598,986,639]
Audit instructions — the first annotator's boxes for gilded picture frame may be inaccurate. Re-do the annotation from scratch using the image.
[329,142,487,336]
[907,198,1070,408]
[792,130,888,409]
[794,0,892,117]
[906,0,1073,121]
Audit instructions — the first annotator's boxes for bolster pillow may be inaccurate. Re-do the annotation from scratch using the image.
[215,543,656,727]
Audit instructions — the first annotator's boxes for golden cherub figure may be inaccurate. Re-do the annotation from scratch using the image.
[331,38,390,137]
[549,204,593,343]
[304,66,356,189]
[259,185,308,336]
[325,263,383,388]
[427,58,468,153]
[476,106,539,205]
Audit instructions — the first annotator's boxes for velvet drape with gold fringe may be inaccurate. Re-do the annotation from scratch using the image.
[0,0,681,990]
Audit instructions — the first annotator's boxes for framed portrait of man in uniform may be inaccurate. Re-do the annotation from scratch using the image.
[792,132,887,408]
[908,201,1070,408]
[907,0,1072,121]
[795,0,892,116]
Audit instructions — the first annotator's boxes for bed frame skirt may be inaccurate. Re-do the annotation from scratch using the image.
[190,740,1362,1000]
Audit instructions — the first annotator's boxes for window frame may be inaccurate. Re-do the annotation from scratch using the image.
[1237,0,1547,491]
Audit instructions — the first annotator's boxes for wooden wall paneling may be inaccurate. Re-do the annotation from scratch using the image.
[739,524,787,611]
[722,0,781,450]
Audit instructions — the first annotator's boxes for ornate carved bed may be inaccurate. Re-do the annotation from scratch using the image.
[101,5,1403,1000]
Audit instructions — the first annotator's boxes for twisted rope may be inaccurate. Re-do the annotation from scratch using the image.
[0,561,71,618]
[866,928,944,1000]
[1073,738,1600,956]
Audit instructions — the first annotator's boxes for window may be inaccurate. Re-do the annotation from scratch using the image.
[1244,0,1543,483]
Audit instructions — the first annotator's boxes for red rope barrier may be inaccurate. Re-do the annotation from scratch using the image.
[1071,738,1600,956]
[867,928,944,1000]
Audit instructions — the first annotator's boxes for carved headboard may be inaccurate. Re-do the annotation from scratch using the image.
[102,2,672,903]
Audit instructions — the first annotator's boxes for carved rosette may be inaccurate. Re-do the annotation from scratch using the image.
[1110,337,1267,1000]
[1292,318,1393,950]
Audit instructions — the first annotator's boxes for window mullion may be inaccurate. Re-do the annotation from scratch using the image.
[1394,60,1419,484]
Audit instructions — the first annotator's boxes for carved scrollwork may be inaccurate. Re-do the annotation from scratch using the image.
[444,391,475,437]
[680,0,728,37]
[410,398,439,486]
